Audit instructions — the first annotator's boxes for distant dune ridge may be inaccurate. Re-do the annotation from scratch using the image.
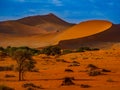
[17,13,75,32]
[0,13,120,49]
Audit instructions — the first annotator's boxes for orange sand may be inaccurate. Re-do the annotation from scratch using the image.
[0,49,120,90]
[55,20,112,44]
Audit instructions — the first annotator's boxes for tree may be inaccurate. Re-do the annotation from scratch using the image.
[0,47,7,61]
[42,46,61,56]
[12,49,36,81]
[5,46,17,57]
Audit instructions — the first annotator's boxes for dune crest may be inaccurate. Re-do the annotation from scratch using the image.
[55,20,112,44]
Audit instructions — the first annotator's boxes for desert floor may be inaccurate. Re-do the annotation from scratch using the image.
[0,49,120,90]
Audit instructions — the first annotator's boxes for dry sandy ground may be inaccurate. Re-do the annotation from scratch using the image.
[0,49,120,90]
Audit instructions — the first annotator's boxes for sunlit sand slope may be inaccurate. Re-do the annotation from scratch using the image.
[55,20,112,44]
[58,24,120,49]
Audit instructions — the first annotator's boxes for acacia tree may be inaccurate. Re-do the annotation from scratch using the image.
[0,47,6,61]
[13,49,36,81]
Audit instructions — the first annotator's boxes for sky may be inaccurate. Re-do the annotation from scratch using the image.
[0,0,120,24]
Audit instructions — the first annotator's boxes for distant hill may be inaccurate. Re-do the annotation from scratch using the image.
[0,13,74,47]
[0,13,74,36]
[0,21,47,36]
[17,13,75,32]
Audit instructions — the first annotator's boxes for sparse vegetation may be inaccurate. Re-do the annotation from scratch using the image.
[42,46,61,56]
[0,65,14,71]
[22,83,43,89]
[69,61,80,67]
[107,78,114,82]
[87,64,98,70]
[12,49,36,81]
[87,64,101,76]
[80,84,91,88]
[5,74,15,78]
[0,85,14,90]
[0,50,7,61]
[76,47,99,52]
[88,70,101,76]
[61,77,75,86]
[102,69,111,72]
[65,69,74,72]
[56,59,69,63]
[62,49,72,54]
[5,46,41,56]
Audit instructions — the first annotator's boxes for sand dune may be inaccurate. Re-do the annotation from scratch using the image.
[55,20,112,44]
[0,21,47,36]
[0,14,120,49]
[0,13,74,47]
[17,13,74,32]
[58,23,120,49]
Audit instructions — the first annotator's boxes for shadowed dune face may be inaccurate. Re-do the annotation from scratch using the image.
[55,20,112,44]
[0,21,47,36]
[17,13,74,32]
[58,24,120,49]
[0,13,75,47]
[0,16,119,48]
[0,13,74,36]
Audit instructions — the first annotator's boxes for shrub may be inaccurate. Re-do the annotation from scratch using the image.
[76,48,84,52]
[87,64,98,70]
[0,51,7,61]
[0,65,14,71]
[5,46,41,57]
[5,74,15,78]
[42,46,61,56]
[0,85,14,90]
[107,78,114,82]
[91,48,100,51]
[62,49,72,54]
[18,46,41,56]
[69,61,80,67]
[22,83,43,89]
[65,69,74,72]
[102,69,111,72]
[61,77,75,86]
[0,47,5,52]
[76,47,100,52]
[88,70,101,76]
[80,84,91,88]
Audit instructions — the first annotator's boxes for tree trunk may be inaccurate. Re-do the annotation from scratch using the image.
[19,71,22,81]
[22,72,24,81]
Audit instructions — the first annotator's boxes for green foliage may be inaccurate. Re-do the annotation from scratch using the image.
[62,49,72,54]
[0,47,4,52]
[0,65,14,71]
[80,84,91,88]
[1,46,40,57]
[76,47,91,52]
[91,48,100,51]
[0,85,14,90]
[42,46,61,56]
[5,46,17,57]
[87,64,98,69]
[76,47,99,52]
[88,70,101,76]
[12,49,36,81]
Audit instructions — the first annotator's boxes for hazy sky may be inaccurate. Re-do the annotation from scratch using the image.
[0,0,120,23]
